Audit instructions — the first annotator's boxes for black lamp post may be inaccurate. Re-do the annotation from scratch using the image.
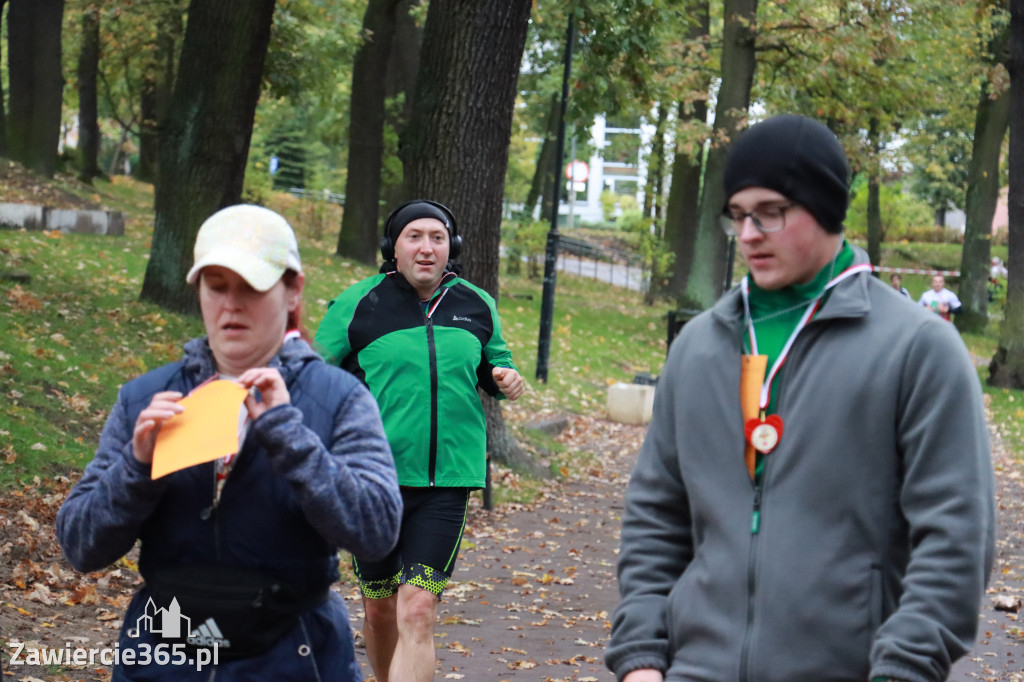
[535,18,575,383]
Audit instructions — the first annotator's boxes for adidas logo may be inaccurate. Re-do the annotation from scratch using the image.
[187,618,231,649]
[453,315,471,322]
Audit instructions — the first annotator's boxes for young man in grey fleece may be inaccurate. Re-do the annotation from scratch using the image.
[606,115,994,682]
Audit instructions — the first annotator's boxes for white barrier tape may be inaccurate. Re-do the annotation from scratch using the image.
[871,265,961,277]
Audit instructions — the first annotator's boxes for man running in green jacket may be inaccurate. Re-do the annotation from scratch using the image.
[315,199,523,682]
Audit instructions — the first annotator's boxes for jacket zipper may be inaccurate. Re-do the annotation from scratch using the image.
[739,482,762,682]
[750,487,763,534]
[210,467,222,561]
[399,274,452,487]
[426,312,439,486]
[738,327,806,681]
[736,319,759,682]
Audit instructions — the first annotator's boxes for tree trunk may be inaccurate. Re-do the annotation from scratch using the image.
[665,101,708,297]
[523,93,560,221]
[107,123,132,177]
[867,177,883,263]
[385,0,422,114]
[138,4,182,186]
[665,0,711,301]
[380,0,422,212]
[958,67,1011,333]
[683,0,757,309]
[402,0,532,468]
[643,104,671,303]
[643,102,668,222]
[337,0,403,264]
[480,390,543,476]
[0,0,8,156]
[7,0,65,177]
[652,123,669,223]
[990,0,1024,388]
[140,0,277,314]
[403,0,531,293]
[139,78,159,183]
[77,3,101,183]
[865,118,884,265]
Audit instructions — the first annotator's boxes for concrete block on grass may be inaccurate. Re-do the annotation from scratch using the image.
[0,203,125,236]
[0,203,45,229]
[47,208,125,236]
[607,382,655,425]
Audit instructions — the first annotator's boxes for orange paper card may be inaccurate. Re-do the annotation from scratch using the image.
[151,380,248,480]
[740,355,768,479]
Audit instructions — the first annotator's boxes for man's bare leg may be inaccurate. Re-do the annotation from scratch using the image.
[362,594,399,682]
[389,584,439,681]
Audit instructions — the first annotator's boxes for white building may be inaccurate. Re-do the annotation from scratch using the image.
[558,114,656,225]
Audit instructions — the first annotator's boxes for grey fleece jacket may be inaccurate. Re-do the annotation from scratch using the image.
[606,249,994,682]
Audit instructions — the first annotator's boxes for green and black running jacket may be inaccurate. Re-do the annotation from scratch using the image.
[314,269,516,488]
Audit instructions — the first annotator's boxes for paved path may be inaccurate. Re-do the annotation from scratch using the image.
[350,416,638,681]
[555,254,646,293]
[348,414,1022,681]
[949,421,1024,681]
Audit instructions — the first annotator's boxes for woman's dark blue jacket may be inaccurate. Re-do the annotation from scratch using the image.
[56,337,402,681]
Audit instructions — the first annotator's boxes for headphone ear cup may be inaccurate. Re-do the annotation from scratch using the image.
[380,235,394,261]
[449,234,463,260]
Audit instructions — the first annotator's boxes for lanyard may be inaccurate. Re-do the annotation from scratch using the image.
[741,263,873,410]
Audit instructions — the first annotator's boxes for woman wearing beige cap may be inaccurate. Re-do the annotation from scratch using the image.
[57,204,402,681]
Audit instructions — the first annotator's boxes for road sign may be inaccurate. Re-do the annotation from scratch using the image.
[565,160,589,182]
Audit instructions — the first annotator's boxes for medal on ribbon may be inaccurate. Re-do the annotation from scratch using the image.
[745,413,784,454]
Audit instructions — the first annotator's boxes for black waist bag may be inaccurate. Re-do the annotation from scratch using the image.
[144,563,330,660]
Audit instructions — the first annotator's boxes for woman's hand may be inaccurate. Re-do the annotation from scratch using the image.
[238,368,291,421]
[492,366,524,401]
[132,391,185,464]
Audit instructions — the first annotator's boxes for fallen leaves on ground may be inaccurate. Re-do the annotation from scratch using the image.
[1,414,1020,681]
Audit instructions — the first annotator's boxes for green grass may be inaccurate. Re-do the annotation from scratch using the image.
[1,179,1020,492]
[493,270,672,414]
[0,178,671,491]
[0,188,205,487]
[986,384,1024,462]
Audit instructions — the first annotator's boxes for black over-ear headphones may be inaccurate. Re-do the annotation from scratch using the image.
[380,199,462,261]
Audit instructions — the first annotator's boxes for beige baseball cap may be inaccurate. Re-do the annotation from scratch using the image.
[186,204,303,292]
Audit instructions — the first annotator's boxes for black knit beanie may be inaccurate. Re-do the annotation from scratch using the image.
[723,115,850,234]
[386,201,453,244]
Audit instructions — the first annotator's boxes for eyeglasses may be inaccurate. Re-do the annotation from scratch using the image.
[720,203,796,237]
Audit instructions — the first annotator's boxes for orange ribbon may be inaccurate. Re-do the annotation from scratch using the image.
[740,355,768,479]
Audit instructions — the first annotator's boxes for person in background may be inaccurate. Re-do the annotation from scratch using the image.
[989,256,1008,302]
[918,273,962,321]
[889,272,911,298]
[606,114,993,682]
[57,204,402,681]
[990,256,1008,281]
[314,199,524,682]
